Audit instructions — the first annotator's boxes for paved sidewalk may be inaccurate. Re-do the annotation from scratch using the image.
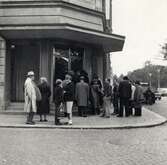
[0,107,166,129]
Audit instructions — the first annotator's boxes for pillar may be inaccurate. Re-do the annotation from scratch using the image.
[39,40,51,83]
[0,37,6,111]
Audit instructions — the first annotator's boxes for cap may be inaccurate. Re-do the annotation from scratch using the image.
[27,71,35,76]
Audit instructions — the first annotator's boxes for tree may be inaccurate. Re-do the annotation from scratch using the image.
[127,62,167,89]
[160,42,167,59]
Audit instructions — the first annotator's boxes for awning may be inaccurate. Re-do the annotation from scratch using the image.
[0,24,125,53]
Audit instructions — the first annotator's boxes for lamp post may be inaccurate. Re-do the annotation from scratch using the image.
[149,73,152,88]
[157,69,161,89]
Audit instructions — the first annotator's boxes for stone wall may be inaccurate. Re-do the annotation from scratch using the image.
[0,1,104,32]
[0,37,6,111]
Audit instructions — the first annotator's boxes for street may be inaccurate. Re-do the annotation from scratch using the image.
[0,98,167,165]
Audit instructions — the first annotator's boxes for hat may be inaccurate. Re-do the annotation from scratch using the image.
[80,76,85,80]
[27,71,35,76]
[56,79,62,84]
[40,77,47,82]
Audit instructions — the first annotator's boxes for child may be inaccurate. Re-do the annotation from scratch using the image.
[53,79,64,125]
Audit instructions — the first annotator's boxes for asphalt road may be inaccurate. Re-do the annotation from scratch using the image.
[0,98,167,165]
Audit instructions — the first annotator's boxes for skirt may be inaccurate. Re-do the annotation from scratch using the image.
[66,101,73,114]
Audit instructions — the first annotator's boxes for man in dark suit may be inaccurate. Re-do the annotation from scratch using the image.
[118,76,132,117]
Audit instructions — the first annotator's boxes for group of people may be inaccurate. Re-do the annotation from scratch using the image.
[24,70,144,126]
[112,76,144,117]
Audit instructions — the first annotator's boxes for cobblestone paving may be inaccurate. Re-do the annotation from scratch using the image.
[0,99,167,165]
[0,124,167,165]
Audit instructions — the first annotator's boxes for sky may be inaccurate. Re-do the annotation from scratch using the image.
[111,0,167,76]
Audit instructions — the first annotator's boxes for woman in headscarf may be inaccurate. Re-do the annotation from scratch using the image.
[37,77,51,122]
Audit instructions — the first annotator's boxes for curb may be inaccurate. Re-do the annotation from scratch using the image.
[0,118,166,130]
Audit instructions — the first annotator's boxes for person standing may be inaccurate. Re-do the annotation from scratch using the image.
[118,76,132,117]
[63,73,75,125]
[134,81,143,116]
[90,79,101,115]
[102,79,112,118]
[129,81,136,115]
[112,80,119,115]
[53,79,64,125]
[37,77,51,122]
[75,76,89,117]
[24,71,37,125]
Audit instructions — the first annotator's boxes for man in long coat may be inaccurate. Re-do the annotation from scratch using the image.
[118,76,132,117]
[24,71,37,124]
[75,76,89,117]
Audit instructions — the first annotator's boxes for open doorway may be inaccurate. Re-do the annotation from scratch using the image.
[53,44,84,84]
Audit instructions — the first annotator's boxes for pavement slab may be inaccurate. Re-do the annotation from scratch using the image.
[0,107,166,129]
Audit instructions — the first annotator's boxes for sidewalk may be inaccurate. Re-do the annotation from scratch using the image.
[0,107,166,129]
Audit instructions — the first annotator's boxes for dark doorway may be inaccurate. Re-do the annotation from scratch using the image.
[10,41,40,102]
[53,45,84,83]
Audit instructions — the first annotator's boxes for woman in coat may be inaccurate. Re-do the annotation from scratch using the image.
[37,77,51,122]
[24,71,37,125]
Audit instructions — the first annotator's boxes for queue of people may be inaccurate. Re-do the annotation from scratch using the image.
[24,70,144,125]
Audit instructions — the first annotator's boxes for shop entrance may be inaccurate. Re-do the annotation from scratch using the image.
[53,44,84,83]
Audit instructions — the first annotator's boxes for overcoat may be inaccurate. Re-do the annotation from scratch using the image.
[134,85,143,108]
[75,82,89,106]
[24,78,37,113]
[90,84,100,109]
[118,80,132,99]
[37,82,51,115]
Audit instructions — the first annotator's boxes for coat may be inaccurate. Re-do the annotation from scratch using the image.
[75,82,89,106]
[90,84,100,109]
[53,85,64,105]
[24,77,37,113]
[37,82,51,115]
[118,80,132,99]
[63,81,75,102]
[134,85,143,108]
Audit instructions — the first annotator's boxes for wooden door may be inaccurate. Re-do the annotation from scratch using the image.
[11,43,40,102]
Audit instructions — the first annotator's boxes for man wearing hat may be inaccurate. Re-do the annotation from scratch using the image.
[75,76,89,117]
[24,71,37,124]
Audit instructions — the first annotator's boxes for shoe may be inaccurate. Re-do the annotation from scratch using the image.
[68,120,72,125]
[100,113,105,117]
[105,116,110,118]
[111,112,116,115]
[55,122,62,125]
[44,119,48,122]
[117,115,123,117]
[26,121,35,125]
[39,119,43,122]
[83,115,87,117]
[26,121,31,124]
[31,121,35,125]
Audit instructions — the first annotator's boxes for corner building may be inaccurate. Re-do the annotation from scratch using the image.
[0,0,125,110]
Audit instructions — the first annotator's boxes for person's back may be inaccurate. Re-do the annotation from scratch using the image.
[119,80,132,99]
[76,77,89,117]
[76,81,89,106]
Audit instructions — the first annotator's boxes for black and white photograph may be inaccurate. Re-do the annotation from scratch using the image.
[0,0,167,164]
